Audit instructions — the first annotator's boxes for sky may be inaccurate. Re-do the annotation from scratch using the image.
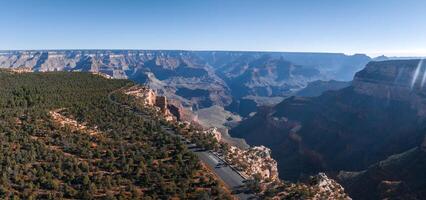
[1,0,426,57]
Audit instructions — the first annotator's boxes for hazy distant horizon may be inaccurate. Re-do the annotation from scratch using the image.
[1,0,426,58]
[0,48,424,58]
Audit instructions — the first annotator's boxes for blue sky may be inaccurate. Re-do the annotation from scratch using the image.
[1,0,426,56]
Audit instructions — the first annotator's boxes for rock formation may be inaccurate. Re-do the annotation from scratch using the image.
[155,96,167,112]
[124,86,157,106]
[203,127,222,142]
[353,59,426,116]
[5,67,33,74]
[223,145,279,181]
[124,86,177,121]
[310,173,351,200]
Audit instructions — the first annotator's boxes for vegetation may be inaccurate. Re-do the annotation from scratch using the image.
[0,71,231,199]
[113,92,221,152]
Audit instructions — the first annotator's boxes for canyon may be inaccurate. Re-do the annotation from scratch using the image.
[4,50,424,199]
[230,59,426,199]
[0,50,371,117]
[117,80,351,199]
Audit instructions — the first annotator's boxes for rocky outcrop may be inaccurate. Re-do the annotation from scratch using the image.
[311,173,351,200]
[258,172,351,199]
[3,67,32,74]
[204,127,222,142]
[49,109,101,136]
[155,96,167,112]
[124,86,157,106]
[224,145,279,181]
[124,86,177,121]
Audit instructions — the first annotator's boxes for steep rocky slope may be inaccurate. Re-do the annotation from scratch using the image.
[338,143,426,200]
[0,50,371,116]
[231,60,426,185]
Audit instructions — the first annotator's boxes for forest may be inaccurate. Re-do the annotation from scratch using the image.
[0,71,231,200]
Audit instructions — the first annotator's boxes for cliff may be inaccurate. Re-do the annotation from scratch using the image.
[124,85,182,121]
[231,60,426,188]
[353,59,426,116]
[338,143,426,200]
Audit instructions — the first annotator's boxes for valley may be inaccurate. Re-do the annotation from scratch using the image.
[0,50,371,117]
[230,59,426,199]
[2,0,426,199]
[2,51,425,199]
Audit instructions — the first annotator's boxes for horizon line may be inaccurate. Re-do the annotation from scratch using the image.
[0,48,425,58]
